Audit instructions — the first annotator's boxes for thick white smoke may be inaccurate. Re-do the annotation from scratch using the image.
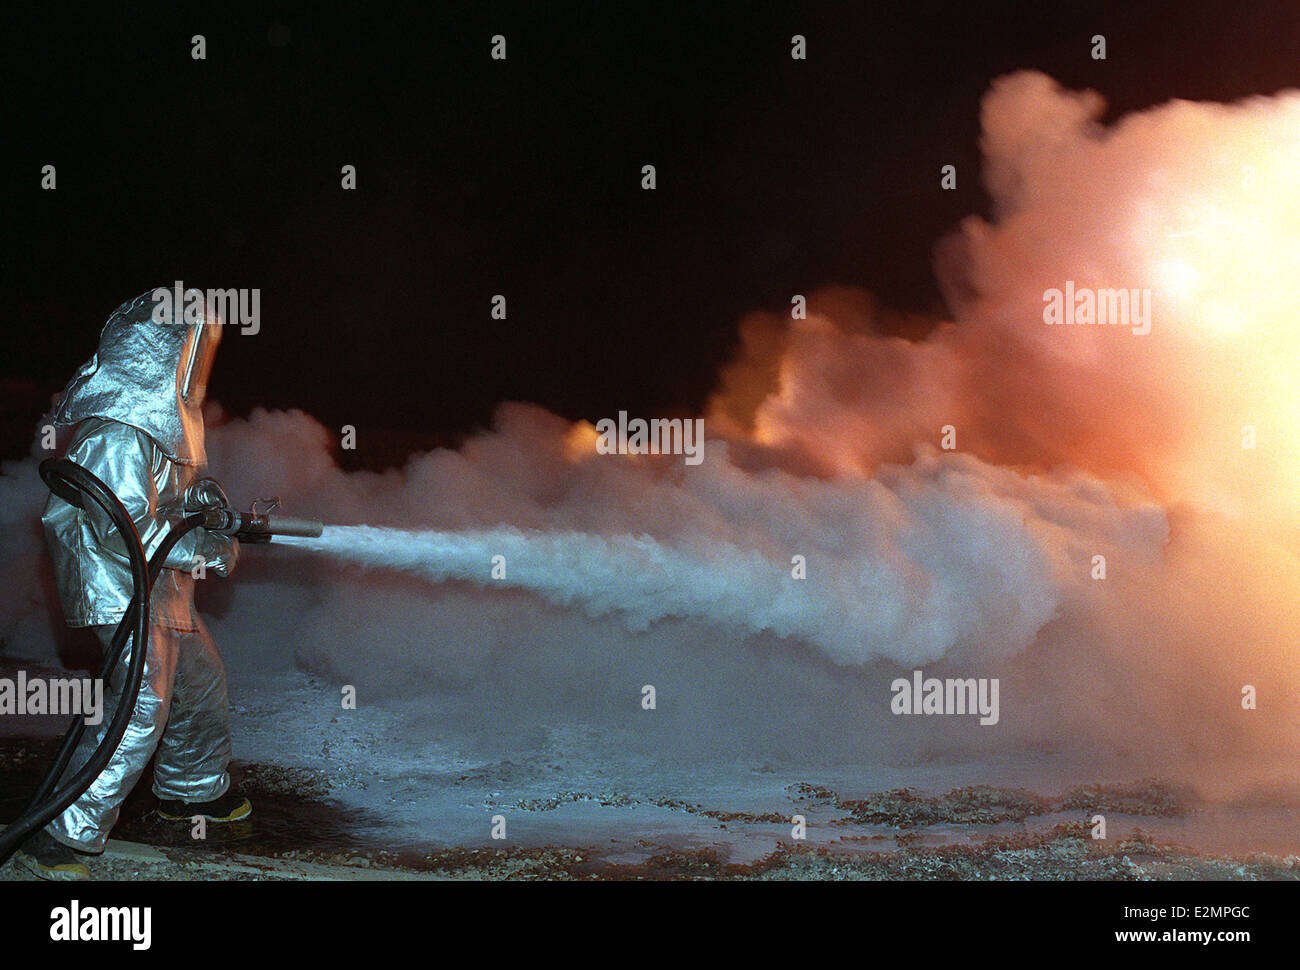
[278,447,1163,668]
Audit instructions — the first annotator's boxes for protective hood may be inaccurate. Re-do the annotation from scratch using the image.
[51,287,223,466]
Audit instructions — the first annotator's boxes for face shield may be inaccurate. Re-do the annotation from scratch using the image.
[178,313,223,405]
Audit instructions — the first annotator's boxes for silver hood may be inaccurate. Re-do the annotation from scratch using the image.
[50,287,223,466]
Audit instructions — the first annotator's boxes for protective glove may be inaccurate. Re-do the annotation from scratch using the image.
[183,477,239,576]
[199,529,240,578]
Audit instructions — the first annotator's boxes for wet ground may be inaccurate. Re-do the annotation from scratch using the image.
[4,658,1299,880]
[4,736,1300,880]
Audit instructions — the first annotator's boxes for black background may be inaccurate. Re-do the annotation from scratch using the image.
[6,877,1274,955]
[4,0,1299,462]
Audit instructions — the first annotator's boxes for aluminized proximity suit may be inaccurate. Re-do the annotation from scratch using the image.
[40,288,239,852]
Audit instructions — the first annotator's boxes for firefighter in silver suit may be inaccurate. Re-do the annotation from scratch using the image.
[19,288,251,880]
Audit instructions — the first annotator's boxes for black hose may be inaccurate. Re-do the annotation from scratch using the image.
[0,459,205,865]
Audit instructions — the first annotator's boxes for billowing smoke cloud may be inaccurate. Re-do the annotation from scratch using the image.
[712,73,1300,523]
[280,449,1163,668]
[4,71,1300,784]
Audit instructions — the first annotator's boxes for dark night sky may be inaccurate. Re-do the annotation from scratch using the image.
[4,1,1299,457]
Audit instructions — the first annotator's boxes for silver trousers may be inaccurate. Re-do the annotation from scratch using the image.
[46,618,232,852]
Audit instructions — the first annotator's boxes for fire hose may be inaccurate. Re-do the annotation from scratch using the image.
[0,458,321,866]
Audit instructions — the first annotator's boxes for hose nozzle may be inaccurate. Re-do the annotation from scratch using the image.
[189,478,324,543]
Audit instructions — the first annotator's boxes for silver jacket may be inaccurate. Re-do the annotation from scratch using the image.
[41,418,238,629]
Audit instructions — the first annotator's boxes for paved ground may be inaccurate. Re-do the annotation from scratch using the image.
[6,664,1300,881]
[5,774,1300,880]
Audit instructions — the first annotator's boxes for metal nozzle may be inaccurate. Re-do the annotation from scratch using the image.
[200,508,324,541]
[262,515,324,538]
